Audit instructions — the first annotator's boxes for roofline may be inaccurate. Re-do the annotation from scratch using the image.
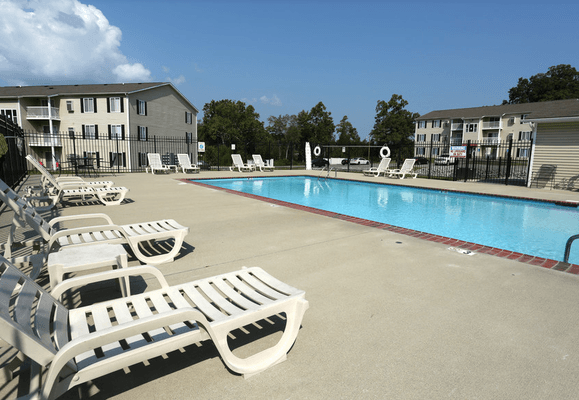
[525,116,579,123]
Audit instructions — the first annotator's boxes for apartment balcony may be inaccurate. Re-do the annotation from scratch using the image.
[451,123,463,131]
[27,133,62,147]
[450,138,463,145]
[26,106,60,120]
[482,121,501,129]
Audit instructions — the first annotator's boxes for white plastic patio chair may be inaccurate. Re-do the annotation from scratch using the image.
[252,154,274,172]
[146,153,171,174]
[177,154,200,173]
[363,157,391,177]
[387,158,418,179]
[0,255,309,400]
[230,154,254,172]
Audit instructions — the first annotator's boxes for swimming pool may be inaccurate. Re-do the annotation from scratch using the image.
[193,176,579,264]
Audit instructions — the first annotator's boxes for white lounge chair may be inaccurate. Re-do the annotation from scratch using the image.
[252,154,274,172]
[177,153,200,173]
[230,154,254,172]
[0,255,309,400]
[25,155,129,208]
[26,155,114,190]
[363,157,391,177]
[146,153,172,174]
[0,180,189,265]
[387,158,418,179]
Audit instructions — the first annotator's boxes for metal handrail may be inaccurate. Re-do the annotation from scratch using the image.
[563,234,579,263]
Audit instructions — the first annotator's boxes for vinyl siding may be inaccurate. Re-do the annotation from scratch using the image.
[532,122,579,189]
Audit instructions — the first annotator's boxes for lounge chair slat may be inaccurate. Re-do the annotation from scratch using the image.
[0,266,22,314]
[196,281,243,315]
[68,309,98,368]
[109,301,151,350]
[164,287,200,329]
[147,292,190,334]
[180,283,227,322]
[14,281,37,336]
[235,272,287,300]
[35,292,56,347]
[212,278,263,310]
[224,275,273,306]
[90,304,125,358]
[248,268,300,296]
[130,296,170,341]
[81,232,95,244]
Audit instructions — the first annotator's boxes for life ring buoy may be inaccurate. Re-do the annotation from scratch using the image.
[380,146,391,158]
[313,146,321,156]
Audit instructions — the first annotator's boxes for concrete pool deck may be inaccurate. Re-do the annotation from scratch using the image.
[2,169,579,399]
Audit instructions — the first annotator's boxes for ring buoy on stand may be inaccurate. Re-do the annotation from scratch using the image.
[314,146,321,156]
[380,146,391,159]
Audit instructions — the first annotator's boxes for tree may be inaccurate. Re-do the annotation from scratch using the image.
[370,94,418,147]
[266,114,300,159]
[336,115,361,145]
[296,102,335,147]
[504,64,579,104]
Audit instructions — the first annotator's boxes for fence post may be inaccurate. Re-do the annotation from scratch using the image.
[505,137,513,186]
[464,140,471,182]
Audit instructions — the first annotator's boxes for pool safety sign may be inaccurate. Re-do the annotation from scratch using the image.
[450,146,467,158]
[198,142,205,152]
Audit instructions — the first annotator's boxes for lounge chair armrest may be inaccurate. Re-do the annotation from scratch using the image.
[51,265,170,302]
[48,224,125,250]
[49,213,114,227]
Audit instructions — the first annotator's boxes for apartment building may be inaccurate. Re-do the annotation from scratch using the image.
[0,82,198,170]
[415,99,579,188]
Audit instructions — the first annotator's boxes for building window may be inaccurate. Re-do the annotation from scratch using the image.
[431,134,441,142]
[520,114,528,124]
[138,126,148,141]
[82,98,95,113]
[418,121,426,129]
[110,152,126,167]
[432,120,441,128]
[66,101,74,112]
[138,100,147,115]
[519,131,532,140]
[138,152,148,167]
[109,97,122,113]
[517,148,529,158]
[466,123,478,132]
[416,134,426,142]
[186,132,193,143]
[416,147,425,156]
[0,109,18,125]
[82,124,97,139]
[109,124,123,140]
[185,112,193,124]
[432,148,440,156]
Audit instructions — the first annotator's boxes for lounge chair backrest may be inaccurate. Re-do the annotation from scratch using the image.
[26,155,62,190]
[231,154,244,167]
[177,154,192,168]
[147,153,164,168]
[0,256,70,367]
[252,154,265,167]
[377,157,391,171]
[0,179,54,241]
[400,158,416,172]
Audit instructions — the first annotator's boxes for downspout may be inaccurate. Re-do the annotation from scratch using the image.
[48,96,56,170]
[125,95,131,172]
[526,121,537,187]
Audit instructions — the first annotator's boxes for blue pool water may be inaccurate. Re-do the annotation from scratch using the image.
[195,176,579,264]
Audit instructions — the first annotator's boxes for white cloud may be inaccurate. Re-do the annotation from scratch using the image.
[0,0,151,84]
[260,95,282,106]
[167,74,186,86]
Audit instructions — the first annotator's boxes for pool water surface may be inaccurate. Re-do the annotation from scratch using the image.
[193,176,579,265]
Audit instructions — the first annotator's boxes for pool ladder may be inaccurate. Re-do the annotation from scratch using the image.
[563,234,579,263]
[318,165,337,180]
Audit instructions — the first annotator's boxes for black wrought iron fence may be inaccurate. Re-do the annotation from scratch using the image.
[414,138,533,186]
[0,115,27,187]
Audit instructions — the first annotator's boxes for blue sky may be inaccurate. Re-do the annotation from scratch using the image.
[1,0,578,139]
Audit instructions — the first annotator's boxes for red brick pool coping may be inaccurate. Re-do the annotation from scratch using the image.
[183,175,579,275]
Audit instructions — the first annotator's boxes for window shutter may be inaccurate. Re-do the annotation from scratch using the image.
[144,101,147,116]
[146,127,148,141]
[96,152,100,168]
[107,98,110,113]
[82,124,85,139]
[94,124,99,139]
[121,124,125,140]
[108,125,112,140]
[121,98,124,113]
[80,99,84,113]
[93,98,97,113]
[122,153,126,167]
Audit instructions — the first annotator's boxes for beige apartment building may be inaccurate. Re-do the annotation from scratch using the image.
[0,82,198,171]
[415,99,579,189]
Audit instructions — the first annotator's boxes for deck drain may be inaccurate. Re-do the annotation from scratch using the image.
[448,247,475,256]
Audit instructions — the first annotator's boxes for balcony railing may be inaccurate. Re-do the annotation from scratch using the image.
[482,121,501,129]
[27,133,62,147]
[451,123,463,131]
[26,106,60,120]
